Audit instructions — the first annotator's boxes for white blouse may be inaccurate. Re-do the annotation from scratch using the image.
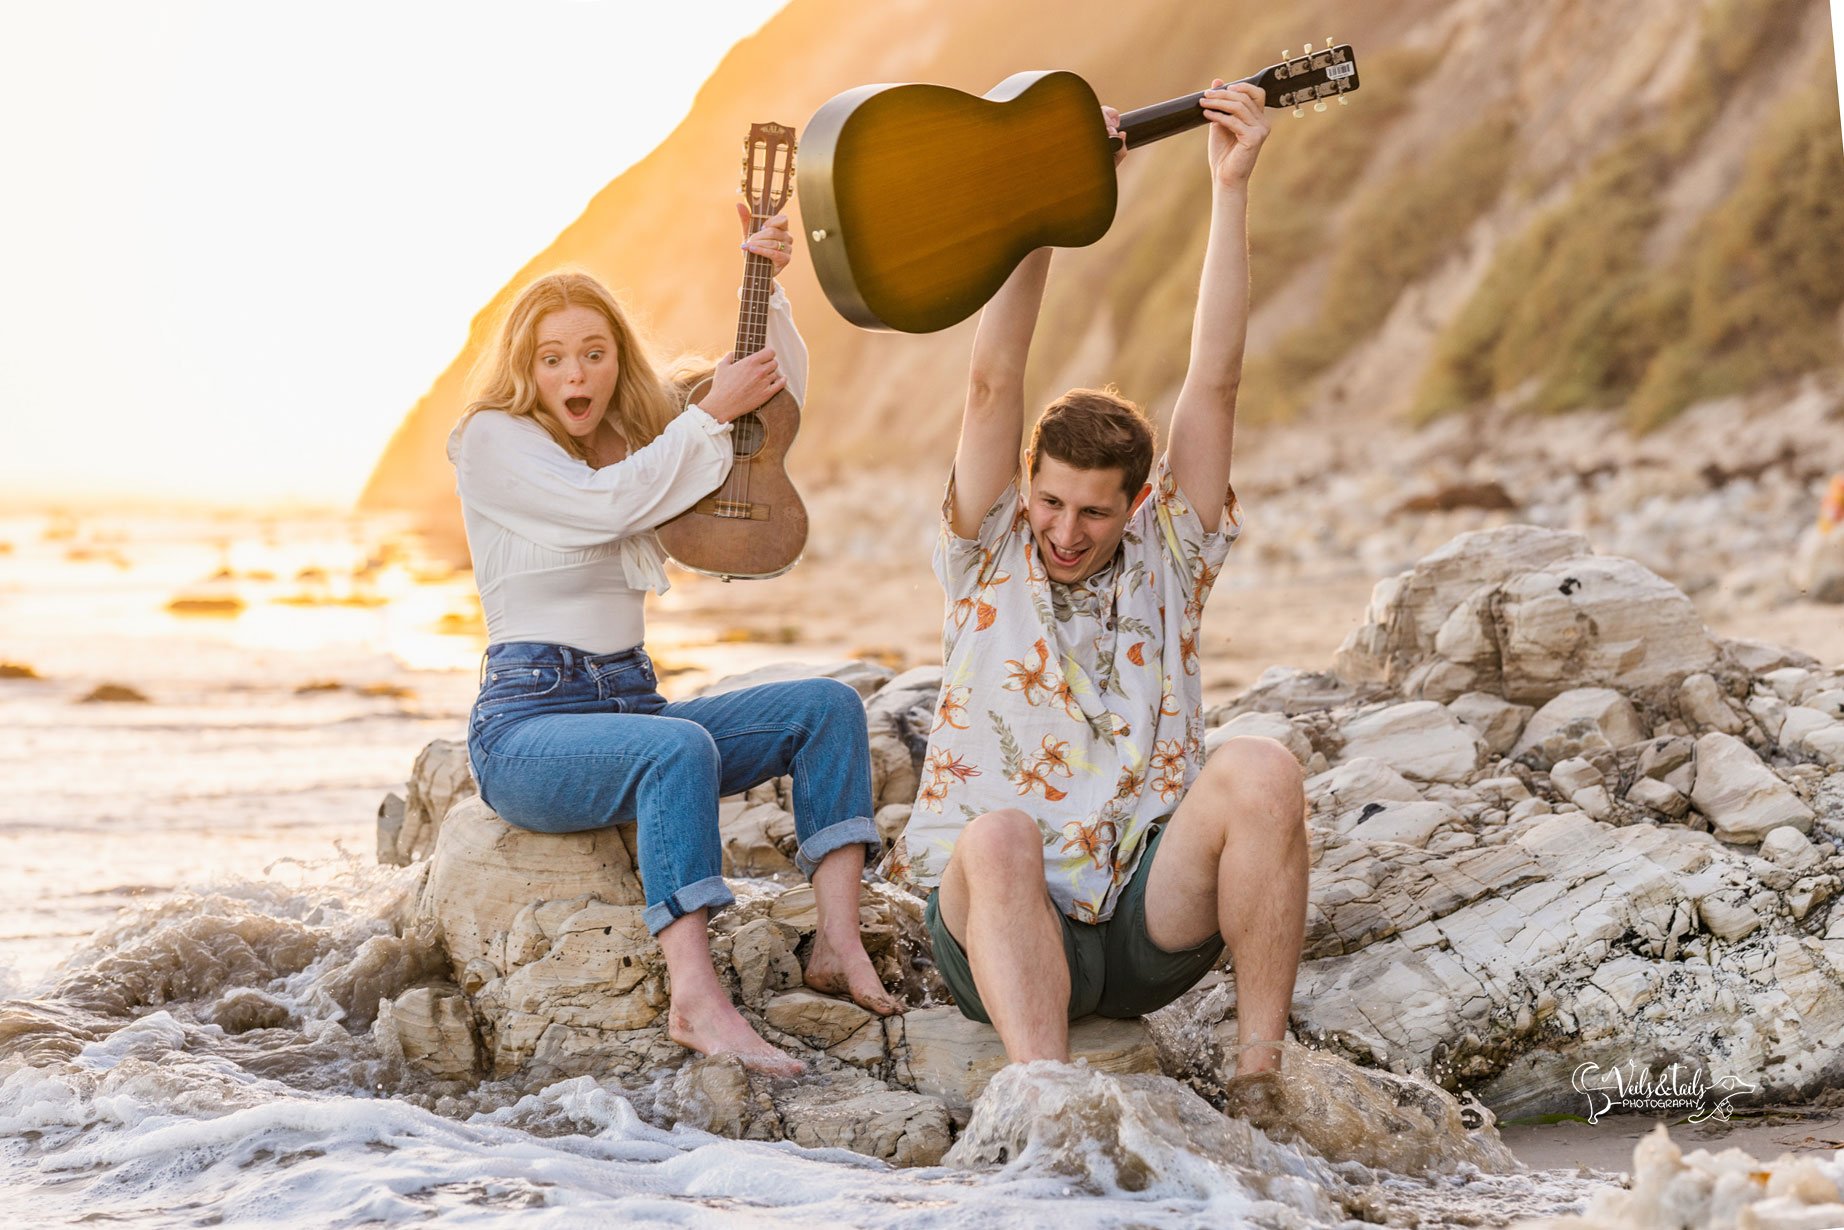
[447,287,808,654]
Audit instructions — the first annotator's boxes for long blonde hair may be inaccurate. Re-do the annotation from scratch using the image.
[463,271,699,463]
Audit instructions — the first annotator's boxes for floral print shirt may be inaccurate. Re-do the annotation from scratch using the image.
[889,456,1239,923]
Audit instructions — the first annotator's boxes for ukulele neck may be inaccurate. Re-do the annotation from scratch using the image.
[735,216,777,358]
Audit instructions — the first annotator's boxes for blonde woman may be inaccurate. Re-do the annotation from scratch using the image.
[447,211,897,1077]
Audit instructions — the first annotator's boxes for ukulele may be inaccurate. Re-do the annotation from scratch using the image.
[799,43,1361,334]
[657,122,810,581]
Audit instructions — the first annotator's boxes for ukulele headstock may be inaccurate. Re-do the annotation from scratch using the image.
[740,121,798,219]
[1248,41,1360,117]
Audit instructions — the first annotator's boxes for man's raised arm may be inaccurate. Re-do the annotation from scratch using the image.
[948,247,1052,539]
[1168,81,1269,533]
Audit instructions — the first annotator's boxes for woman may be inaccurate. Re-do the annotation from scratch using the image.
[448,208,898,1077]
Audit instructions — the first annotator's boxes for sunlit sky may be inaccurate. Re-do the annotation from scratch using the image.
[0,0,784,511]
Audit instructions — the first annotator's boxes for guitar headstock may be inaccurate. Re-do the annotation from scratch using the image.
[740,121,798,219]
[1248,41,1360,117]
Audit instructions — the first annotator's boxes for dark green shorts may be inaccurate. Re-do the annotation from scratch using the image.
[923,823,1225,1023]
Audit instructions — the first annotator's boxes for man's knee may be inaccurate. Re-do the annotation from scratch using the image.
[1199,736,1306,823]
[952,808,1044,882]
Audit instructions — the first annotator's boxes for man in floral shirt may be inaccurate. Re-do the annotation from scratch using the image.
[888,83,1307,1079]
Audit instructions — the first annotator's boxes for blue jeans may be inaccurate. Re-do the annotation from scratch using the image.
[466,641,880,935]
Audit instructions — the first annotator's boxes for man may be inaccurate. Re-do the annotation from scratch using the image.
[886,81,1308,1079]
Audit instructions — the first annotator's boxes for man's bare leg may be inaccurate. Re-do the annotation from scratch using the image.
[805,844,904,1015]
[658,908,804,1077]
[1143,735,1307,1076]
[938,808,1071,1062]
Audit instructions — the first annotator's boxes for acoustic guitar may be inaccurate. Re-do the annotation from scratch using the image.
[799,43,1361,334]
[657,122,810,581]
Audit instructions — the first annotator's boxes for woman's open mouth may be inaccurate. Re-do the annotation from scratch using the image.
[564,397,593,421]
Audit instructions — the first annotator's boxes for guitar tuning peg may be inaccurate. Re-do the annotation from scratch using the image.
[1304,41,1313,53]
[1314,100,1327,112]
[1326,36,1335,49]
[1338,95,1349,106]
[1292,106,1304,118]
[1281,48,1290,59]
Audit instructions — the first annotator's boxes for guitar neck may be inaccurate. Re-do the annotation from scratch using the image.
[1118,75,1265,149]
[1118,44,1359,149]
[735,223,778,358]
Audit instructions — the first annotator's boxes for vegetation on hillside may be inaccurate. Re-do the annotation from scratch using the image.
[1412,0,1841,428]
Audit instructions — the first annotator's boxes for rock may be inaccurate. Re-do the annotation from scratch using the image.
[419,797,646,978]
[489,899,665,1035]
[1548,758,1604,797]
[1764,667,1816,703]
[944,1063,1340,1209]
[1625,777,1689,819]
[1511,688,1648,768]
[398,740,477,864]
[1749,693,1790,742]
[1307,758,1424,832]
[376,792,408,866]
[1792,523,1844,603]
[865,667,941,810]
[1446,693,1533,757]
[1678,673,1744,736]
[1759,827,1824,875]
[720,800,797,876]
[695,659,894,701]
[728,918,801,1007]
[874,803,912,845]
[1781,707,1844,764]
[1689,733,1815,843]
[895,1007,1159,1115]
[1493,557,1719,702]
[1333,525,1592,688]
[776,1074,951,1167]
[1722,638,1821,674]
[1207,666,1376,720]
[762,989,878,1051]
[1205,711,1312,765]
[1347,801,1462,849]
[1788,876,1839,921]
[665,1054,757,1138]
[1805,725,1844,767]
[78,683,149,703]
[1337,702,1485,784]
[374,985,480,1079]
[1636,736,1694,779]
[0,661,42,680]
[1696,895,1764,942]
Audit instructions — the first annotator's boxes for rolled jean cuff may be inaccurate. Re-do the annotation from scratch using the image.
[795,816,881,879]
[643,875,735,936]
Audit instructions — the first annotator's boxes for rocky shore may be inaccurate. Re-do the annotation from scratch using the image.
[369,521,1844,1222]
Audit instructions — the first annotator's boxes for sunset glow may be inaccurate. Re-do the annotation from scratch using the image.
[0,0,783,510]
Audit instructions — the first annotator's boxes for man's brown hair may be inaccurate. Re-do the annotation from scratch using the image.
[1027,387,1155,499]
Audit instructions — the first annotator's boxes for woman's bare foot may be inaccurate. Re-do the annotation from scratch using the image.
[804,932,904,1015]
[668,994,805,1078]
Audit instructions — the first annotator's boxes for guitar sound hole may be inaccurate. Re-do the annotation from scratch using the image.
[731,412,765,459]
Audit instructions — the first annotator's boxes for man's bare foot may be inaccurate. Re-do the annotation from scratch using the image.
[804,932,904,1015]
[1233,1038,1285,1077]
[668,995,805,1078]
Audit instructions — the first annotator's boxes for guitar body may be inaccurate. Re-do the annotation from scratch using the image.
[800,71,1118,334]
[802,47,1360,333]
[655,384,809,580]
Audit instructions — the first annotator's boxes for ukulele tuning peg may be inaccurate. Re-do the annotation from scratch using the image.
[1281,48,1290,59]
[1338,95,1349,106]
[1292,106,1304,118]
[1314,100,1328,112]
[1304,41,1314,53]
[1326,36,1335,49]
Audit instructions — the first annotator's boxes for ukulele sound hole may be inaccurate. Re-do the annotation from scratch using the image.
[731,412,766,459]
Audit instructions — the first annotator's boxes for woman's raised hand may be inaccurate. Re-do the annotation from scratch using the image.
[738,204,795,277]
[700,348,786,423]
